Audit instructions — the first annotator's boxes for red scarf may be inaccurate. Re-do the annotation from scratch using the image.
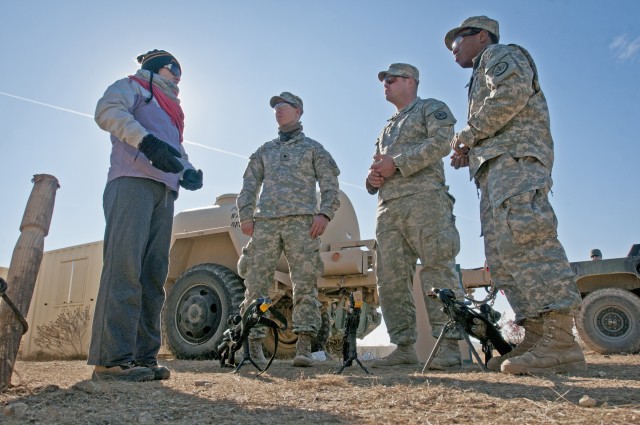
[129,75,185,143]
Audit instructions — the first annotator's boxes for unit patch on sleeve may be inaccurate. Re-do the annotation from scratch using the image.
[492,62,509,76]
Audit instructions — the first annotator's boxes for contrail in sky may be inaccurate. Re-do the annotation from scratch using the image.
[0,90,370,192]
[0,90,253,159]
[0,90,481,221]
[0,91,94,118]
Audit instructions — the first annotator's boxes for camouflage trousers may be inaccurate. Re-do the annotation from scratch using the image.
[476,154,582,324]
[375,190,462,345]
[238,215,323,338]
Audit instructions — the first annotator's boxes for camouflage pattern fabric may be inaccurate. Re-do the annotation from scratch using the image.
[239,216,323,337]
[475,155,581,323]
[454,44,554,181]
[311,306,330,352]
[371,97,463,344]
[367,98,457,199]
[456,42,582,323]
[237,132,340,222]
[237,131,339,338]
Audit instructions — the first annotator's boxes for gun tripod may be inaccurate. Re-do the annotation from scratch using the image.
[422,318,488,373]
[335,291,371,375]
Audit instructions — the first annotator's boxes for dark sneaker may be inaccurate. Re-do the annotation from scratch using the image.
[92,361,154,382]
[136,360,171,380]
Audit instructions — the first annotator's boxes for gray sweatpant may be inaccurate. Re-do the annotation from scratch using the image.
[88,177,175,366]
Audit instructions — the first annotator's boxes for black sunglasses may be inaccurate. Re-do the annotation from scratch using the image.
[163,63,182,77]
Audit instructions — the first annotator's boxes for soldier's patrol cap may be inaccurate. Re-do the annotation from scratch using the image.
[269,92,303,112]
[590,249,602,257]
[445,15,500,50]
[377,63,419,83]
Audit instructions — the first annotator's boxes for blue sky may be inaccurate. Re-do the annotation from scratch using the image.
[2,1,639,344]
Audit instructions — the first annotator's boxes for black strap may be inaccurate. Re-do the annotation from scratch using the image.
[145,73,154,103]
[0,278,29,334]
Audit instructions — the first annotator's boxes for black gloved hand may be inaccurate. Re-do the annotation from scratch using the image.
[180,169,203,191]
[138,134,184,174]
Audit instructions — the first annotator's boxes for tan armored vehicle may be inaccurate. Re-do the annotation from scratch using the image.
[162,190,381,358]
[9,189,491,361]
[572,244,640,354]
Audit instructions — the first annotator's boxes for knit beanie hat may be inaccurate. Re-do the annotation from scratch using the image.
[136,49,181,74]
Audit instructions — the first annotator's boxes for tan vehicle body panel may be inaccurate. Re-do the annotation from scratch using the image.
[7,190,488,360]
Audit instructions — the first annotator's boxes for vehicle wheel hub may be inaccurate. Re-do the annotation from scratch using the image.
[596,307,629,338]
[176,285,222,343]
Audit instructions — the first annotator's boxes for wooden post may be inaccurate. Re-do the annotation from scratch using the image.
[0,174,59,390]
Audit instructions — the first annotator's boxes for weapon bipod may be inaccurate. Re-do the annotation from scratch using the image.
[234,334,264,373]
[336,353,371,375]
[422,318,488,373]
[217,298,287,375]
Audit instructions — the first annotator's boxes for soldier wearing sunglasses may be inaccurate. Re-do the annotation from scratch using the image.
[445,16,585,375]
[366,63,464,370]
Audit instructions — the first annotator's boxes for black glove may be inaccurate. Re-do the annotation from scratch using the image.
[138,134,184,174]
[180,169,203,191]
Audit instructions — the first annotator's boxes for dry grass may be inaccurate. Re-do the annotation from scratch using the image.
[1,352,639,424]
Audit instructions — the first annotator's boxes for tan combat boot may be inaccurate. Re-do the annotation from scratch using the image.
[249,337,268,368]
[501,313,587,375]
[486,319,543,371]
[427,339,462,370]
[371,343,418,368]
[292,333,314,367]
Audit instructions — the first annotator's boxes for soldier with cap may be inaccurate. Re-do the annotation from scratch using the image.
[590,249,602,260]
[89,49,203,381]
[444,16,586,374]
[366,64,463,369]
[237,92,340,367]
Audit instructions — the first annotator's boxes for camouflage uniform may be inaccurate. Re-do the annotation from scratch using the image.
[237,130,340,337]
[457,43,581,323]
[367,96,463,344]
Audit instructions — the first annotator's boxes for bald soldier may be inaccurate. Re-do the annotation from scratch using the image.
[367,64,464,369]
[237,92,340,368]
[445,16,586,374]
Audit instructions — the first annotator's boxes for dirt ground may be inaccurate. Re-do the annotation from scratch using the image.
[1,350,639,424]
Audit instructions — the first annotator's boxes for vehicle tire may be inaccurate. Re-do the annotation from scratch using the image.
[163,263,245,359]
[263,297,297,358]
[576,288,640,354]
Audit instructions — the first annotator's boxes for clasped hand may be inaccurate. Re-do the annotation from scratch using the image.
[367,154,396,188]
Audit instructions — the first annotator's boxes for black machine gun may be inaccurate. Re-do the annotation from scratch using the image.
[422,288,512,372]
[217,297,287,374]
[336,291,371,375]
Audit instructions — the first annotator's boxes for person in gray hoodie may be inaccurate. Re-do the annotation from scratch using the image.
[89,49,203,381]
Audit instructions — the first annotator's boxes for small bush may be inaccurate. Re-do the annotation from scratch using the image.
[499,317,525,345]
[33,306,91,359]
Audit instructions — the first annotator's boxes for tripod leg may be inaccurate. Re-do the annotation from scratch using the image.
[354,357,371,374]
[455,323,488,372]
[422,321,452,373]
